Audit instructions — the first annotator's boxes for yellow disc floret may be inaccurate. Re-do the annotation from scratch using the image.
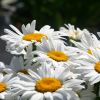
[47,50,69,61]
[0,83,7,93]
[95,61,100,73]
[35,77,62,93]
[22,33,47,42]
[87,49,92,55]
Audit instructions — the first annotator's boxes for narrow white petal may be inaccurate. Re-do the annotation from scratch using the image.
[21,91,37,100]
[44,92,53,100]
[90,75,100,85]
[85,71,96,77]
[22,24,28,34]
[28,69,41,80]
[18,73,33,81]
[57,89,71,100]
[9,25,23,36]
[31,20,36,32]
[3,74,13,82]
[53,92,63,100]
[29,93,43,100]
[0,73,3,82]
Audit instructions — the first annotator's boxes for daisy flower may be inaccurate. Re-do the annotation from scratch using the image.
[76,48,100,85]
[0,20,63,55]
[34,37,83,67]
[71,30,100,55]
[4,56,34,75]
[0,73,19,99]
[15,62,84,100]
[60,24,86,40]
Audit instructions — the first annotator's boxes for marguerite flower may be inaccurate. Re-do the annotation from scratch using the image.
[0,20,62,55]
[4,56,34,75]
[71,30,100,55]
[34,37,83,67]
[0,73,19,99]
[60,24,85,40]
[15,62,84,100]
[76,48,100,85]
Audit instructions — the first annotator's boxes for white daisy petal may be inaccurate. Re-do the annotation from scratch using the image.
[18,73,33,81]
[21,91,37,100]
[28,69,41,80]
[0,93,5,99]
[57,89,71,100]
[90,75,100,85]
[30,93,43,100]
[85,71,96,77]
[0,73,3,82]
[9,25,23,36]
[2,74,13,82]
[22,24,28,34]
[31,20,36,32]
[53,92,63,100]
[44,92,53,100]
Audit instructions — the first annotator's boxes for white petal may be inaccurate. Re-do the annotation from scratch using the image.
[53,92,63,100]
[0,93,5,99]
[85,71,96,77]
[44,92,53,100]
[57,89,71,100]
[57,68,70,81]
[22,24,28,34]
[21,91,37,100]
[90,75,100,85]
[9,25,23,36]
[31,20,36,32]
[3,74,13,82]
[41,37,51,52]
[4,29,20,37]
[29,93,43,100]
[18,73,33,81]
[28,69,41,80]
[0,73,3,82]
[7,77,19,84]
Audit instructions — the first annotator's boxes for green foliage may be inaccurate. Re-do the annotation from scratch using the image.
[13,0,100,29]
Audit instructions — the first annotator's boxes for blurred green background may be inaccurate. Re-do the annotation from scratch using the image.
[12,0,100,31]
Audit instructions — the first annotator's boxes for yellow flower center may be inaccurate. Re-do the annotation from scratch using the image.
[95,62,100,73]
[35,77,62,93]
[22,33,47,42]
[87,49,92,55]
[0,83,7,93]
[19,69,28,74]
[47,50,69,61]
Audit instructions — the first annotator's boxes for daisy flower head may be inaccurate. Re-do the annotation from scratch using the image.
[0,20,62,55]
[35,37,83,68]
[71,29,100,55]
[16,62,84,100]
[77,48,100,85]
[60,24,85,40]
[4,56,34,75]
[0,73,19,99]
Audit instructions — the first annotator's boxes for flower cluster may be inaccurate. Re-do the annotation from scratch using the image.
[0,20,100,100]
